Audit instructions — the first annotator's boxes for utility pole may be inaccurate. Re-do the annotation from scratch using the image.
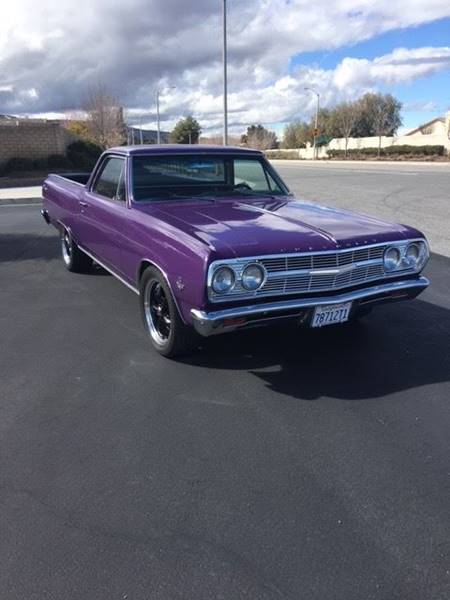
[139,116,143,144]
[305,87,320,159]
[222,0,228,146]
[156,90,161,145]
[155,86,175,144]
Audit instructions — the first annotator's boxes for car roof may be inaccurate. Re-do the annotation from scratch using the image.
[107,144,263,157]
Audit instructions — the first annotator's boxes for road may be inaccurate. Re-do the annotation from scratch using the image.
[274,160,450,257]
[1,167,450,599]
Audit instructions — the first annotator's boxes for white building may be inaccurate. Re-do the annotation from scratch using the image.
[406,113,450,137]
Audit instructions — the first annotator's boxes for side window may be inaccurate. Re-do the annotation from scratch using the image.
[233,159,270,192]
[93,157,126,201]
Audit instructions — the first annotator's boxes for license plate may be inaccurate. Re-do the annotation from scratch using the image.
[311,302,352,328]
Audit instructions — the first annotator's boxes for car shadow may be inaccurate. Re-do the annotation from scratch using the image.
[185,298,450,401]
[0,233,109,277]
[0,233,58,263]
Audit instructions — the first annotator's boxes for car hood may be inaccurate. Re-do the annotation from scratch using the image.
[137,196,421,258]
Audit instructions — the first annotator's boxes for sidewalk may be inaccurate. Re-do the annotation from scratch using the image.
[0,186,42,204]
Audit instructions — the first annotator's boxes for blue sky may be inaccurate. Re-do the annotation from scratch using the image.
[290,17,450,130]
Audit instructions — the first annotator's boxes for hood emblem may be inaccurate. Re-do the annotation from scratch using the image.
[310,263,357,276]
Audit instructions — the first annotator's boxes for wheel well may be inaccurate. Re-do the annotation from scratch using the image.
[138,260,162,284]
[137,260,187,325]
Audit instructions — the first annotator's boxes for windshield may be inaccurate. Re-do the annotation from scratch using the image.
[132,154,288,201]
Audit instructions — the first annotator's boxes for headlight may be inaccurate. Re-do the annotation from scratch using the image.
[406,241,428,270]
[405,242,420,268]
[384,246,401,272]
[211,266,235,294]
[241,263,265,291]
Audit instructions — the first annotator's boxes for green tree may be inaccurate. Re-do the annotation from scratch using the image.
[241,124,278,150]
[65,120,95,143]
[169,116,201,144]
[282,120,309,148]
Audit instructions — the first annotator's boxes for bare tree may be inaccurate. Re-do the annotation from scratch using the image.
[334,102,359,157]
[199,134,241,145]
[353,93,402,156]
[242,124,277,150]
[372,99,389,158]
[84,83,126,148]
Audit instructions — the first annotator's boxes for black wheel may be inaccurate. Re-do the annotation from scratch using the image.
[61,229,92,273]
[140,267,198,358]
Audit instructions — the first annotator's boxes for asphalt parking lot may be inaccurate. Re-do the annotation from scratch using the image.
[274,160,450,257]
[1,164,450,600]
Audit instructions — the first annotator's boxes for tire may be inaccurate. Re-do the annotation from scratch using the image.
[61,228,92,273]
[139,267,198,358]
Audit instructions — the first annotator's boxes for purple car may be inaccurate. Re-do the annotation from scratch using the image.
[42,145,430,357]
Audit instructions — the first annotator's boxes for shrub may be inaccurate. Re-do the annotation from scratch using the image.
[327,145,445,159]
[265,150,300,160]
[66,140,103,170]
[48,154,72,169]
[384,144,445,156]
[32,157,49,170]
[3,157,36,173]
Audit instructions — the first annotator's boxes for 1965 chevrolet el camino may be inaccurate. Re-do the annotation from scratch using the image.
[42,145,430,357]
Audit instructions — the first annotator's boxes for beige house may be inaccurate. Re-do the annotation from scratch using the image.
[406,113,450,137]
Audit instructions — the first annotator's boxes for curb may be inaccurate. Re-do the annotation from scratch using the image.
[269,159,450,166]
[0,197,42,206]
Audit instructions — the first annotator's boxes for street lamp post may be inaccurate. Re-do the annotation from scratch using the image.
[304,87,320,159]
[156,86,176,145]
[222,0,228,146]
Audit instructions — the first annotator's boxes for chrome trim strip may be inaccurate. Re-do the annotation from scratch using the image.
[78,245,140,295]
[192,277,429,336]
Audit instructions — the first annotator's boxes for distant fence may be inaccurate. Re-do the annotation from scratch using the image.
[0,120,76,168]
[267,133,450,160]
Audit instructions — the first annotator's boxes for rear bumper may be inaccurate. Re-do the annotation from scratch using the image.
[191,276,429,337]
[41,208,51,224]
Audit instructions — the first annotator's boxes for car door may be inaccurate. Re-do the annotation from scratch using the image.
[79,155,129,275]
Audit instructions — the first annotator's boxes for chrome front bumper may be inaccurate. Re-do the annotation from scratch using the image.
[191,276,429,337]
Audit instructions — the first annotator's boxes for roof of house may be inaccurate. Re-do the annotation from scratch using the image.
[406,117,445,136]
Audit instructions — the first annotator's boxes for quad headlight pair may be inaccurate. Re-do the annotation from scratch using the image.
[383,241,428,273]
[211,263,266,294]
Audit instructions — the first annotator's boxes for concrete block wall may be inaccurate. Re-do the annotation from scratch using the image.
[0,121,75,167]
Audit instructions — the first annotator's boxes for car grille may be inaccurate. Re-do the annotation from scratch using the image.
[209,245,388,302]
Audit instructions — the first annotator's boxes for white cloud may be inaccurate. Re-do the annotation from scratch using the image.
[156,46,450,133]
[0,0,450,133]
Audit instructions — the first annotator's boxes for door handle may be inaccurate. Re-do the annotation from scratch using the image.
[79,201,88,207]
